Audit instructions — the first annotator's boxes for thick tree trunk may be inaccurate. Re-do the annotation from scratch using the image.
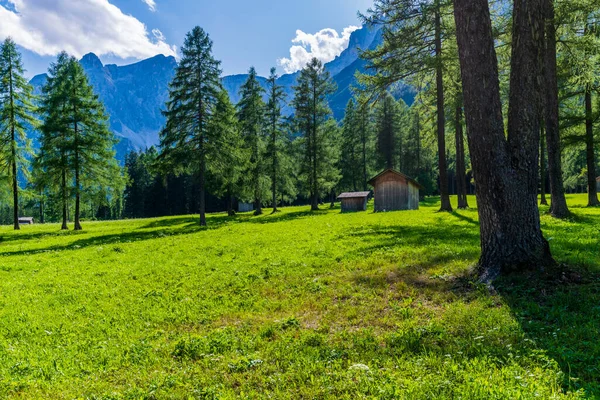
[455,99,469,209]
[435,7,452,212]
[454,0,554,281]
[585,87,599,206]
[540,124,548,205]
[543,0,569,217]
[361,109,368,191]
[39,193,45,224]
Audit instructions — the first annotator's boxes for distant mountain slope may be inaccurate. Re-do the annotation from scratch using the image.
[29,25,413,160]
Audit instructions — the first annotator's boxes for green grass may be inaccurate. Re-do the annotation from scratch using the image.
[0,194,599,399]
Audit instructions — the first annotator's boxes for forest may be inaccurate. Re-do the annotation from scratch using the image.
[1,0,600,397]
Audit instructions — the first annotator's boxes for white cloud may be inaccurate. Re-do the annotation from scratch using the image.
[0,0,176,61]
[278,26,360,74]
[141,0,156,12]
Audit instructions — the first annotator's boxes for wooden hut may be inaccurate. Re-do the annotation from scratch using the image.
[337,192,370,212]
[597,177,600,192]
[368,169,423,212]
[18,217,34,225]
[238,202,254,213]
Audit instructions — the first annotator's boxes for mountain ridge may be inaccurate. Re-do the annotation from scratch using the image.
[29,25,413,160]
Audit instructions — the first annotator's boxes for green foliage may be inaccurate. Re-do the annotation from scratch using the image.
[36,52,122,229]
[237,67,269,212]
[0,195,597,397]
[292,58,340,208]
[0,38,38,227]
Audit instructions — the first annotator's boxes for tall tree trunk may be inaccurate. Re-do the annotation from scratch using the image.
[39,192,45,224]
[455,98,469,209]
[227,186,235,217]
[362,114,368,191]
[540,123,548,205]
[454,0,554,281]
[271,127,278,213]
[311,86,319,211]
[199,150,207,226]
[8,62,19,231]
[61,169,68,230]
[544,0,570,217]
[585,87,599,206]
[74,119,82,231]
[435,6,452,212]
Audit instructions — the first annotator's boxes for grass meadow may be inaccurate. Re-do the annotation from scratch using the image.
[0,194,598,399]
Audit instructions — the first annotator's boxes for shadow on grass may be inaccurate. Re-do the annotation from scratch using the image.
[497,270,600,396]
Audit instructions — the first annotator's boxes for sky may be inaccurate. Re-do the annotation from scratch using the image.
[0,0,374,79]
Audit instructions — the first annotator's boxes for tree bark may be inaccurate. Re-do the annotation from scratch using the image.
[585,87,599,206]
[74,119,82,231]
[435,6,452,212]
[271,124,278,213]
[454,0,554,281]
[61,169,68,230]
[199,151,207,226]
[7,60,19,231]
[543,0,570,217]
[455,98,469,209]
[361,107,368,191]
[311,83,319,211]
[540,123,548,205]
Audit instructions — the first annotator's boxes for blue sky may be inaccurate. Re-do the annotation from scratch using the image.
[0,0,373,78]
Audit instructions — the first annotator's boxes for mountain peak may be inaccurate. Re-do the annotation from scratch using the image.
[80,53,103,70]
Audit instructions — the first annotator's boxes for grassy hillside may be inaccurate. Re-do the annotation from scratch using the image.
[0,195,598,399]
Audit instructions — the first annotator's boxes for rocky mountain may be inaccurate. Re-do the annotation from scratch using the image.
[29,24,415,161]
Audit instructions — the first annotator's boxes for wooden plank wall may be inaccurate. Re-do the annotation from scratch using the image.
[374,172,419,212]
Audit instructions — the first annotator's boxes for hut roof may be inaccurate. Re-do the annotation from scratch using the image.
[368,169,424,189]
[337,191,371,199]
[597,176,600,182]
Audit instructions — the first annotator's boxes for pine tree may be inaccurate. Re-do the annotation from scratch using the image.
[265,67,287,213]
[208,89,246,216]
[159,26,222,226]
[375,92,400,170]
[36,52,72,230]
[340,99,360,191]
[63,58,120,230]
[0,38,37,230]
[293,58,340,210]
[363,0,453,211]
[238,67,267,215]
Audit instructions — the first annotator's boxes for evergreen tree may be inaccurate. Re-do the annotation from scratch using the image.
[208,89,246,216]
[355,96,374,190]
[159,26,222,226]
[265,67,286,213]
[63,58,120,230]
[375,92,400,170]
[0,38,37,230]
[340,99,361,191]
[237,67,267,215]
[363,0,453,211]
[36,52,71,230]
[293,58,340,210]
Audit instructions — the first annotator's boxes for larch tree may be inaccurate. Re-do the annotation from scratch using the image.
[265,67,286,213]
[292,58,339,211]
[340,99,361,191]
[64,58,119,230]
[237,67,267,215]
[208,89,246,217]
[160,26,222,226]
[36,52,71,230]
[375,92,400,170]
[0,38,37,230]
[355,94,374,190]
[363,0,453,212]
[542,0,570,217]
[454,0,555,280]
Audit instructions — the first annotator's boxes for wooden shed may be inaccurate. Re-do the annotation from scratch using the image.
[597,177,600,192]
[337,192,370,212]
[368,169,423,212]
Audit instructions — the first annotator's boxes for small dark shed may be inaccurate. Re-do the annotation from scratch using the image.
[368,169,423,212]
[337,192,370,212]
[597,177,600,192]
